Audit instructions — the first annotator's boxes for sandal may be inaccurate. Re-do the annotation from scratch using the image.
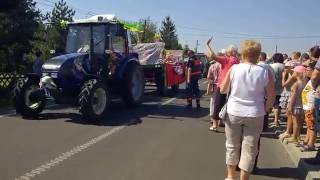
[295,141,307,147]
[300,145,316,152]
[279,133,290,142]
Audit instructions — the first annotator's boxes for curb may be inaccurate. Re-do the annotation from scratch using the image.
[280,138,320,179]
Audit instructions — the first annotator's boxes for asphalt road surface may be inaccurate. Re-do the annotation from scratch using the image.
[0,79,303,180]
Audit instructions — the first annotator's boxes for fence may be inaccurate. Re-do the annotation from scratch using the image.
[0,73,25,99]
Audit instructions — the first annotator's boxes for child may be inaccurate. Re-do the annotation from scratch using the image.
[207,62,221,131]
[279,61,297,141]
[286,66,307,143]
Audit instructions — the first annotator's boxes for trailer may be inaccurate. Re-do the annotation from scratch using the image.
[133,43,186,95]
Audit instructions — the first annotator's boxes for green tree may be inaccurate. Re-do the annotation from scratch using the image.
[45,0,75,53]
[0,0,40,72]
[160,16,180,50]
[130,17,157,44]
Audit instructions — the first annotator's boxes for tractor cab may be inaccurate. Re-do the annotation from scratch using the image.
[65,14,129,74]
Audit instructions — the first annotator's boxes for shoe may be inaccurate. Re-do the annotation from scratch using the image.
[300,145,316,152]
[279,133,290,142]
[295,141,307,147]
[209,125,218,132]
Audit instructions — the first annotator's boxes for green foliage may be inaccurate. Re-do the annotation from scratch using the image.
[160,16,180,50]
[45,0,75,53]
[130,17,158,44]
[0,0,40,72]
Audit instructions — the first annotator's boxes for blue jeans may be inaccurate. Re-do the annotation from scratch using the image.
[187,79,200,99]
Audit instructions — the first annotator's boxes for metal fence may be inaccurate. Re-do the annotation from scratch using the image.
[0,73,24,99]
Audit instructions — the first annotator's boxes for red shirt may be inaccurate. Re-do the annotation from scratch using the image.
[216,56,240,87]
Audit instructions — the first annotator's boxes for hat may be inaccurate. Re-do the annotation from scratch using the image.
[220,49,226,54]
[293,65,306,73]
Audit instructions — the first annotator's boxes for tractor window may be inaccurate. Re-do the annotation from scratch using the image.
[92,25,105,54]
[66,25,90,53]
[109,25,125,54]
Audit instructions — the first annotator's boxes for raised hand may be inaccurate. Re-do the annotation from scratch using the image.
[206,37,213,46]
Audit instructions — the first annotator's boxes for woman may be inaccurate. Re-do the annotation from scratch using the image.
[220,40,275,180]
[206,37,240,131]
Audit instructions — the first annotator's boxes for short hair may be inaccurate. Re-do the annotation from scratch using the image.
[240,40,261,62]
[272,53,284,63]
[260,52,267,60]
[310,46,320,59]
[35,50,42,57]
[283,53,288,59]
[301,53,310,60]
[292,51,301,59]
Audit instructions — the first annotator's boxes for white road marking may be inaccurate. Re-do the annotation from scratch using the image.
[14,126,126,180]
[160,98,177,106]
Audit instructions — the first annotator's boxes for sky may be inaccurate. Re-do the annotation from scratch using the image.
[35,0,320,56]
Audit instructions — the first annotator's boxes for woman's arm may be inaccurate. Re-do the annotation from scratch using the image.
[311,68,320,90]
[282,71,296,88]
[205,37,225,64]
[220,68,232,94]
[265,71,276,113]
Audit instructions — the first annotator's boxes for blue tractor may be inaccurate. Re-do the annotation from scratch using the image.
[13,15,145,120]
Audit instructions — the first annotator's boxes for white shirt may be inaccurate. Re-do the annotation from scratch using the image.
[227,63,269,117]
[270,63,285,95]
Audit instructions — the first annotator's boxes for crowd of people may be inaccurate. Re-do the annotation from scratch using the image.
[203,39,320,180]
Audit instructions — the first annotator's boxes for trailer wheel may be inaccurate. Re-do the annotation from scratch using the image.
[155,71,168,96]
[13,78,46,118]
[122,63,144,106]
[79,79,110,120]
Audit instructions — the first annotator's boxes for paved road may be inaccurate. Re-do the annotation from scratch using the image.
[0,79,303,180]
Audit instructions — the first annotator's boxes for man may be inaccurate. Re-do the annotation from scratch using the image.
[258,52,275,131]
[186,50,202,108]
[32,49,43,76]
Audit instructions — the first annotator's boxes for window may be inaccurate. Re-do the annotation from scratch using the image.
[92,25,105,54]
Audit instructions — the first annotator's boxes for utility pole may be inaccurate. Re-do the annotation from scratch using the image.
[275,44,278,53]
[195,40,199,53]
[141,19,147,43]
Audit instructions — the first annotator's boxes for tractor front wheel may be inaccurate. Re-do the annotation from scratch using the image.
[79,79,110,121]
[13,78,46,118]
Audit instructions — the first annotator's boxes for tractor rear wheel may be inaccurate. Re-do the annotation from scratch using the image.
[122,63,144,106]
[13,78,46,118]
[79,79,110,121]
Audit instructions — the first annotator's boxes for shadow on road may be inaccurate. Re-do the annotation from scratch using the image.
[254,167,303,179]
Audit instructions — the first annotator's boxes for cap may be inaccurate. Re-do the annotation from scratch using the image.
[293,65,306,73]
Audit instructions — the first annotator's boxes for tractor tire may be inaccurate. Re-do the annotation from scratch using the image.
[122,63,144,106]
[13,78,46,118]
[79,79,110,121]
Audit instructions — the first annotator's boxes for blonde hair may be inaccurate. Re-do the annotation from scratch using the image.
[241,40,261,63]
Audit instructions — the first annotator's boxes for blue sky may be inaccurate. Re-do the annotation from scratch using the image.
[35,0,320,56]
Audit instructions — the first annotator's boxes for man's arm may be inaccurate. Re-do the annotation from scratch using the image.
[205,37,226,64]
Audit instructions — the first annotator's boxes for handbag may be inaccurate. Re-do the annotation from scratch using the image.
[219,81,231,121]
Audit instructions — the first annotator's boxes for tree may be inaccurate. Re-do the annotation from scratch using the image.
[130,17,157,44]
[160,16,180,50]
[45,0,75,53]
[0,0,40,72]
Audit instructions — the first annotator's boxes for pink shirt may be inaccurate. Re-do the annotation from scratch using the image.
[216,56,240,87]
[207,62,221,86]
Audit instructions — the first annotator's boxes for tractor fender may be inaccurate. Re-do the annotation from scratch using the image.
[117,55,139,79]
[83,74,100,81]
[25,73,41,83]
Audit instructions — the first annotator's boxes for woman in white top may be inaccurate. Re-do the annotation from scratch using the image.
[220,40,275,180]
